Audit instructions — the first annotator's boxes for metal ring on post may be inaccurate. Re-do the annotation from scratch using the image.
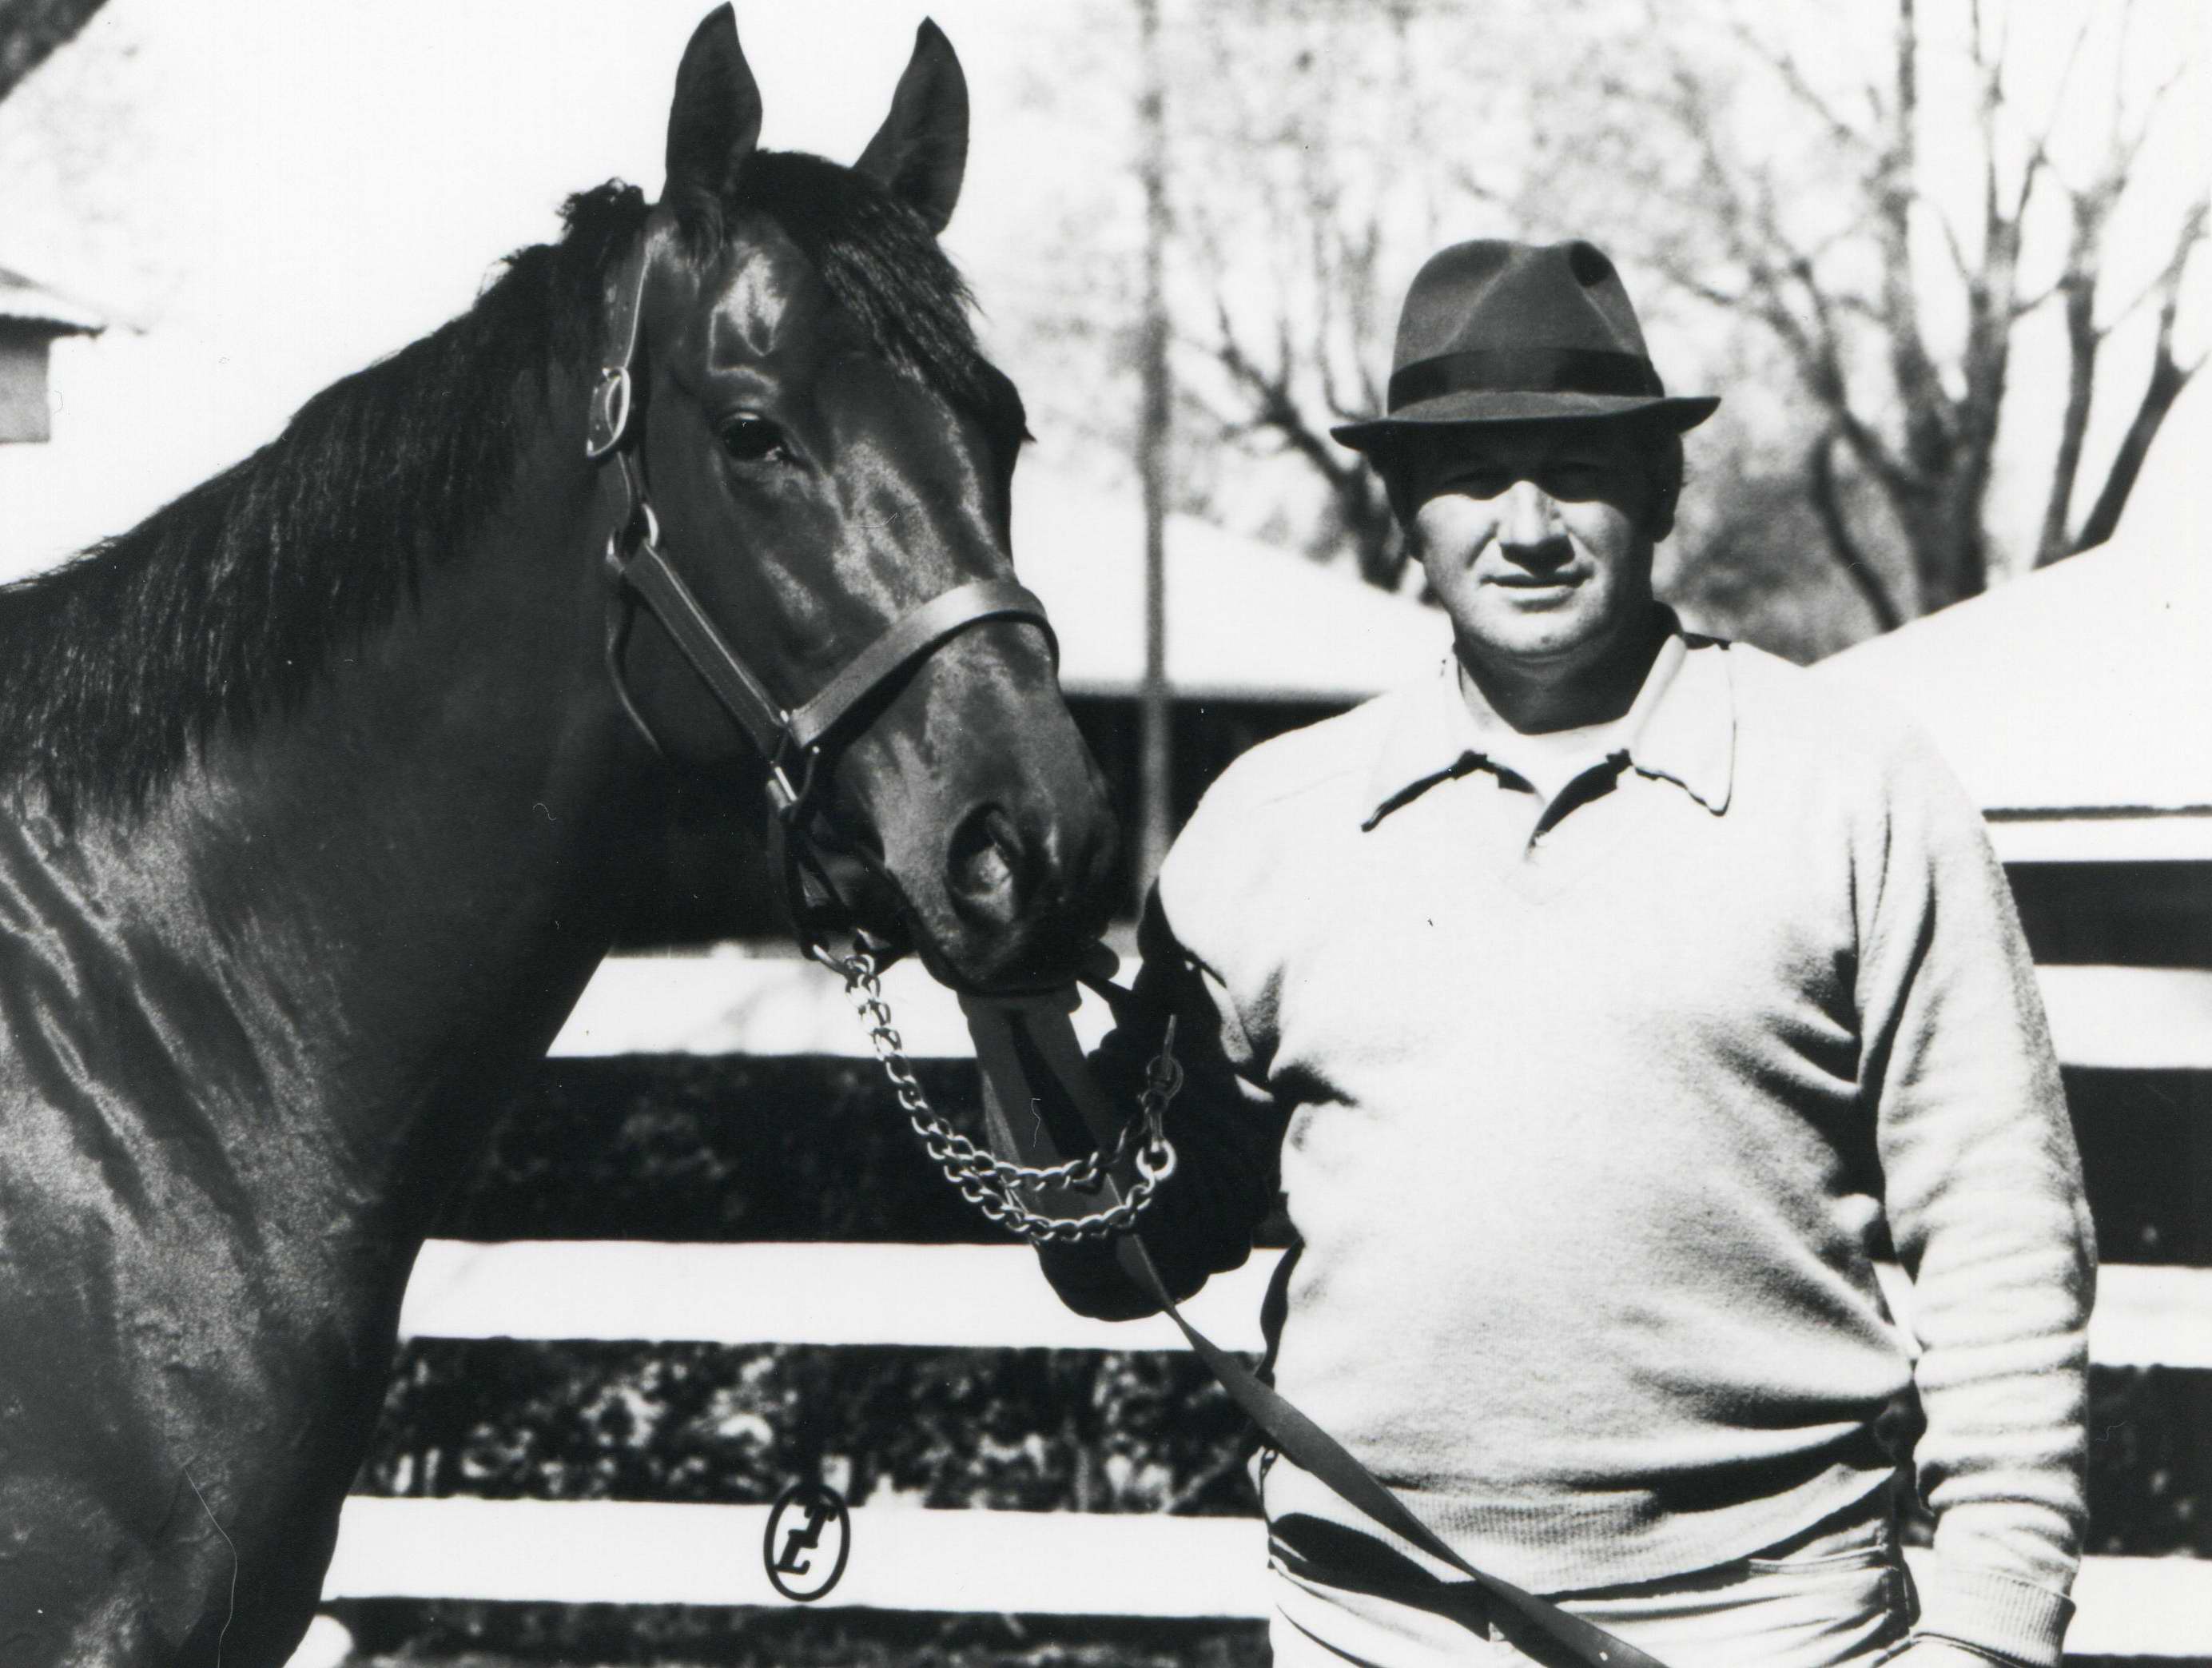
[585,366,635,461]
[766,742,826,824]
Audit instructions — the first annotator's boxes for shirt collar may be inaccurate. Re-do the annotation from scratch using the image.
[1627,631,1735,814]
[1363,619,1737,830]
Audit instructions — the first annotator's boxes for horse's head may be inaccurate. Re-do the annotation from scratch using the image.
[599,8,1117,992]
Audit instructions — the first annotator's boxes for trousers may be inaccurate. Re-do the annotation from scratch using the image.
[1267,1487,1912,1667]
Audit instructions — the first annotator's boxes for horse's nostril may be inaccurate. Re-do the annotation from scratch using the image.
[946,803,1027,926]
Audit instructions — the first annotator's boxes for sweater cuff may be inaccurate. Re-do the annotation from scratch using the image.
[1914,1559,2075,1668]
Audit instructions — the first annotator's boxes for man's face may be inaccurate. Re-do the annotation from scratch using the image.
[1405,421,1661,675]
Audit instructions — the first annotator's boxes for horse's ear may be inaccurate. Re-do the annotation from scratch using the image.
[854,19,969,233]
[665,5,763,207]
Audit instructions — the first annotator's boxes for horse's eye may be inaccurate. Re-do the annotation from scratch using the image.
[718,416,786,464]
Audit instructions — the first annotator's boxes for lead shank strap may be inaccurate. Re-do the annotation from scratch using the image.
[966,998,1672,1668]
[1116,1240,1669,1668]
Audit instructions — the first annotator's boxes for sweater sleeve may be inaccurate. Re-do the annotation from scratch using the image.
[1856,726,2095,1668]
[1036,886,1288,1321]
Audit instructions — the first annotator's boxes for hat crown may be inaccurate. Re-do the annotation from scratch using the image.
[1395,239,1653,366]
[1327,237,1717,447]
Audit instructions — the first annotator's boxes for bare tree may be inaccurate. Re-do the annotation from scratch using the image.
[1013,1,2202,646]
[1541,0,2204,619]
[1164,1,1486,591]
[0,0,109,106]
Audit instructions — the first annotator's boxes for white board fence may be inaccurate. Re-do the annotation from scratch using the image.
[320,952,2212,1659]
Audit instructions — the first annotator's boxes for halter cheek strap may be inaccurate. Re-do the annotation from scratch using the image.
[584,217,658,466]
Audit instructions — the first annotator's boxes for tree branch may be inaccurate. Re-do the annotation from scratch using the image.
[2001,10,2087,229]
[2033,189,2105,567]
[2011,276,2062,321]
[1647,53,1914,502]
[2115,54,2193,179]
[1808,428,1905,632]
[2099,191,2207,333]
[1876,0,1957,483]
[2067,340,2194,559]
[2065,200,2207,557]
[1209,298,1400,584]
[1725,13,1875,158]
[1934,205,1979,290]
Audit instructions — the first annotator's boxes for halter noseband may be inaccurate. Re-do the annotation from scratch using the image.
[585,221,1057,947]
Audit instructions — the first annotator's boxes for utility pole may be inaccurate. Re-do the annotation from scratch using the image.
[1134,0,1173,906]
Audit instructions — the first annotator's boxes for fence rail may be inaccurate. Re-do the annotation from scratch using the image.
[318,1499,2206,1658]
[548,953,2212,1071]
[397,1240,2212,1369]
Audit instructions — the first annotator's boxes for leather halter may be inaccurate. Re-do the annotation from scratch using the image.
[585,217,1056,848]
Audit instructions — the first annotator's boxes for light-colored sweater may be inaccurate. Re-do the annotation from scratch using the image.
[1048,632,2094,1667]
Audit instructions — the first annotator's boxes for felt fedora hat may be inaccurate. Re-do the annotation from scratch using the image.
[1331,239,1718,451]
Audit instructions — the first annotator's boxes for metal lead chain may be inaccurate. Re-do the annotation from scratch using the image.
[832,949,1181,1244]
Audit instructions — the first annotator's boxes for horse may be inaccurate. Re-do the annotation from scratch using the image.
[0,10,1119,1662]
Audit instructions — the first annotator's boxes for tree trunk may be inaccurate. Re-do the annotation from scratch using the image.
[1808,428,1904,632]
[1135,0,1173,906]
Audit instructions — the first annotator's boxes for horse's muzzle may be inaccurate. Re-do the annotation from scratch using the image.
[933,789,1118,993]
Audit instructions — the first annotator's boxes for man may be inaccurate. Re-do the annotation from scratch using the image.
[1028,241,2094,1666]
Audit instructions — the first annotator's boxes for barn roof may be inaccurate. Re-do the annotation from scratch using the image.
[0,267,105,335]
[1820,384,2210,862]
[1010,474,1449,703]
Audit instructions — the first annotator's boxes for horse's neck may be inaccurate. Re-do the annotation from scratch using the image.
[73,428,639,1227]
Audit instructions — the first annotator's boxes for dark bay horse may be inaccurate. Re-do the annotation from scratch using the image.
[0,10,1115,1663]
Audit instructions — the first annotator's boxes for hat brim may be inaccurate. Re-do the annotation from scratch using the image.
[1331,391,1720,452]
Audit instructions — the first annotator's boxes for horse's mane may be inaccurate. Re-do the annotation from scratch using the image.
[0,153,1005,824]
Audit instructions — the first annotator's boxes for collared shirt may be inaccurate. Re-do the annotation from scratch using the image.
[1362,628,1733,854]
[1044,624,2091,1667]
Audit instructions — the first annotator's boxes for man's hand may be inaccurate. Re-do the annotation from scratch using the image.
[1076,938,1122,987]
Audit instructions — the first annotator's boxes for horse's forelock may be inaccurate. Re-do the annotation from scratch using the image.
[713,151,1001,424]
